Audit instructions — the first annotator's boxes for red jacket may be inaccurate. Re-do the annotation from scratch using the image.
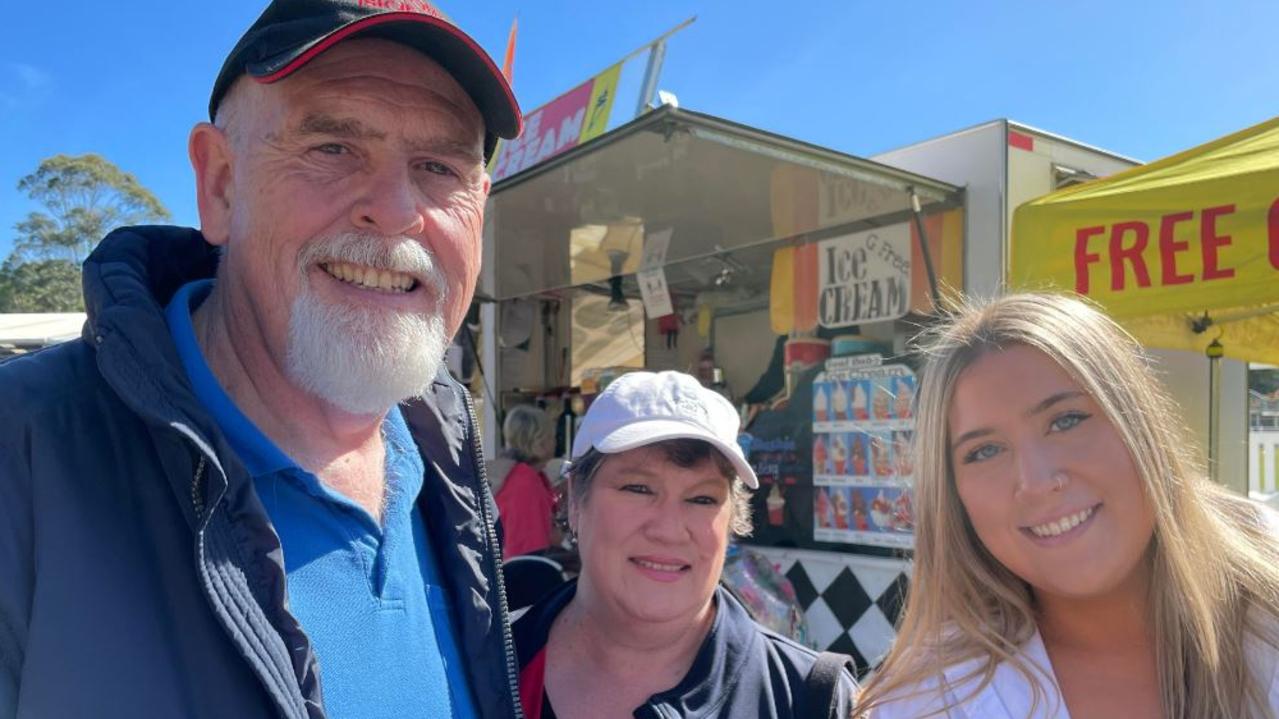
[495,462,556,559]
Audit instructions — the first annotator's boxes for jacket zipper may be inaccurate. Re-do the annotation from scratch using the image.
[192,454,207,520]
[462,389,526,719]
[185,438,311,719]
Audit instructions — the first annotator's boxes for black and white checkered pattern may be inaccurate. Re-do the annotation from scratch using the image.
[749,547,910,677]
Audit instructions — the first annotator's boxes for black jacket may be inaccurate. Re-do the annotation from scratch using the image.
[0,226,523,719]
[513,579,856,718]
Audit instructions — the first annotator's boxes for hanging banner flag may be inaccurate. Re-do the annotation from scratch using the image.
[637,228,674,318]
[490,62,622,182]
[501,16,518,82]
[817,223,912,327]
[637,267,674,318]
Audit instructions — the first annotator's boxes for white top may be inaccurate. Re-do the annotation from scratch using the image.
[872,630,1279,718]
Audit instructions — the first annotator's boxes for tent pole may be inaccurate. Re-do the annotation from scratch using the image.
[634,40,669,117]
[908,187,942,311]
[1207,338,1224,484]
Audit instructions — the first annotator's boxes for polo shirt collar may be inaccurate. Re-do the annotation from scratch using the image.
[165,279,298,477]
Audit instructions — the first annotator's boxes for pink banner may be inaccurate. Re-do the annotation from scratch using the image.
[491,79,595,181]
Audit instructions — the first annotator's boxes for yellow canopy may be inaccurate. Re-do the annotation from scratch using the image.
[1011,116,1279,364]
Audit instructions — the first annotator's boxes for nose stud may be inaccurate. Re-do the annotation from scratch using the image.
[1052,472,1067,492]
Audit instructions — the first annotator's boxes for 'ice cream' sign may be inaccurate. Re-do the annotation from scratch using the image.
[817,223,912,327]
[489,63,622,182]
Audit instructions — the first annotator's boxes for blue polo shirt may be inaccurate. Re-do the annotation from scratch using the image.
[166,280,479,719]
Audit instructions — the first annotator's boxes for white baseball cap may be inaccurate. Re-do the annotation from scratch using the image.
[571,371,759,489]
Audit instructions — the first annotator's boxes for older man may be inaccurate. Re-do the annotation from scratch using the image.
[0,2,522,718]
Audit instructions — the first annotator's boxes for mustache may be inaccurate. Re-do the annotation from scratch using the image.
[298,233,448,297]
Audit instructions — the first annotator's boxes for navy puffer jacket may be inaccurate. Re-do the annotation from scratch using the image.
[513,580,857,718]
[0,226,523,719]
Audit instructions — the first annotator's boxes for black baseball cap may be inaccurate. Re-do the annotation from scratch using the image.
[209,0,522,159]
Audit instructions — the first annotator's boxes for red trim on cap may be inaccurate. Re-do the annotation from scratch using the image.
[255,12,521,135]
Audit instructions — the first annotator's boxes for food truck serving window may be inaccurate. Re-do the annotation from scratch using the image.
[482,108,964,558]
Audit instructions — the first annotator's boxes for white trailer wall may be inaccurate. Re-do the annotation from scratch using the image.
[874,121,1007,297]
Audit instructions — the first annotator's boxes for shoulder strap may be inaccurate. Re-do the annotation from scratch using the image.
[805,651,856,719]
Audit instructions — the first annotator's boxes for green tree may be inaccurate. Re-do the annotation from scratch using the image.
[2,153,170,312]
[0,258,84,312]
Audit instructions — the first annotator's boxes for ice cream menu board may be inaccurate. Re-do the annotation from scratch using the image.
[811,354,916,549]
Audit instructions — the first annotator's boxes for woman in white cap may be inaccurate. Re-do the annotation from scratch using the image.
[512,370,856,718]
[856,293,1279,718]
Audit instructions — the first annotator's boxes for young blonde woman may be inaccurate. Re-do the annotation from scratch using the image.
[857,292,1279,718]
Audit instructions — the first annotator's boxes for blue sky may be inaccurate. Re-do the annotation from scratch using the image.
[3,0,1277,259]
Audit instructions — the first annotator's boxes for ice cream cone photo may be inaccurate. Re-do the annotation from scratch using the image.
[851,491,869,531]
[871,489,893,529]
[813,436,829,474]
[873,382,892,420]
[767,484,785,525]
[831,435,848,475]
[872,434,893,477]
[832,380,849,420]
[852,434,868,476]
[893,431,914,477]
[853,382,869,421]
[815,487,832,528]
[833,490,849,530]
[893,376,914,419]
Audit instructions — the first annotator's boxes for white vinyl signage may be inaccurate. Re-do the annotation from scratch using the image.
[637,267,673,318]
[817,223,912,327]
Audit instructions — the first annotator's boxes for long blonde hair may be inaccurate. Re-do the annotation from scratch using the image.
[855,292,1279,718]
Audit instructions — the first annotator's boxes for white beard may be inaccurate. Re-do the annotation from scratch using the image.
[285,234,451,416]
